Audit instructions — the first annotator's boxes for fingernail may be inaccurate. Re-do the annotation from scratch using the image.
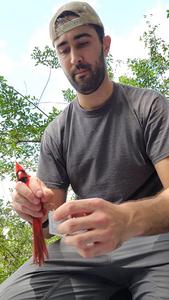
[34,198,40,204]
[36,190,43,198]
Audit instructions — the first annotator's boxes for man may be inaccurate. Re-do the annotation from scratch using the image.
[1,1,169,299]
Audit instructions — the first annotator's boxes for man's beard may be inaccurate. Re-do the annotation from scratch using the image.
[66,50,106,95]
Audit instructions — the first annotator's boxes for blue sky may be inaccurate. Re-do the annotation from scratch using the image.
[0,0,166,59]
[0,0,168,199]
[0,0,168,104]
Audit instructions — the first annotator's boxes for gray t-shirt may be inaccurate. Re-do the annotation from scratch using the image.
[38,82,169,266]
[38,82,169,201]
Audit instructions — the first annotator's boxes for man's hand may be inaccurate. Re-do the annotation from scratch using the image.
[53,198,130,258]
[12,176,51,224]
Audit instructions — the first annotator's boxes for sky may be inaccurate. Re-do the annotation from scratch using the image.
[0,0,168,108]
[0,0,169,200]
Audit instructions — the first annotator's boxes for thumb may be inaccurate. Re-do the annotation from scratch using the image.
[29,176,44,198]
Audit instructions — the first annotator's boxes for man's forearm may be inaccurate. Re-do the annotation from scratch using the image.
[121,188,169,239]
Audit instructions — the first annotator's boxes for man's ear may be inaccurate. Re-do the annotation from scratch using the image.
[103,35,111,56]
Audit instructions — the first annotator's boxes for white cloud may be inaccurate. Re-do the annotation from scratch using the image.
[112,1,168,58]
[0,178,14,203]
[0,40,18,77]
[17,16,72,108]
[148,1,169,42]
[1,1,168,106]
[0,39,7,49]
[108,1,169,78]
[0,20,69,109]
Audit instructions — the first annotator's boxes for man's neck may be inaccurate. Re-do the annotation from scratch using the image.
[77,77,114,111]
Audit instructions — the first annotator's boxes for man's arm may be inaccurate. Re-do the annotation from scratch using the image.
[155,156,169,189]
[52,156,169,258]
[120,156,169,238]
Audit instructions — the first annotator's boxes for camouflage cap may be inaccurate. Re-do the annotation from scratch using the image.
[49,1,104,46]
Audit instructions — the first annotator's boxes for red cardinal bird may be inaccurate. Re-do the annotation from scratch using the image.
[15,162,48,265]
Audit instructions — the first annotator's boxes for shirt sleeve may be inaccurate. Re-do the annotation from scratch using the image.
[143,93,169,164]
[37,125,70,190]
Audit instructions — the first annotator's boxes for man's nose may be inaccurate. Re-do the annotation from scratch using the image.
[70,49,83,65]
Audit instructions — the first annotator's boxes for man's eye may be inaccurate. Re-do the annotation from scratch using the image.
[59,48,70,55]
[78,41,89,48]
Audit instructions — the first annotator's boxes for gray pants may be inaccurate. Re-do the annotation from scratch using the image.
[0,239,169,299]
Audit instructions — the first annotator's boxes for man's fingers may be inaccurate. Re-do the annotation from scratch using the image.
[13,190,42,212]
[15,181,40,204]
[13,201,44,218]
[57,211,105,235]
[13,181,45,219]
[54,198,103,220]
[28,176,44,198]
[14,211,33,224]
[63,229,119,258]
[77,240,118,258]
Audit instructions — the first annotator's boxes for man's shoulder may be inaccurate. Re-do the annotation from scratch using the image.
[115,82,166,112]
[116,82,158,99]
[47,100,75,131]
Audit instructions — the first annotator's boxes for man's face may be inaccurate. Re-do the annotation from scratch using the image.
[55,25,107,95]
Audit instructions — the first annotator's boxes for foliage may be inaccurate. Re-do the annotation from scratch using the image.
[167,10,169,18]
[0,76,61,178]
[31,46,60,69]
[0,198,61,284]
[119,18,169,98]
[62,88,76,103]
[106,53,114,80]
[0,46,63,283]
[0,199,32,283]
